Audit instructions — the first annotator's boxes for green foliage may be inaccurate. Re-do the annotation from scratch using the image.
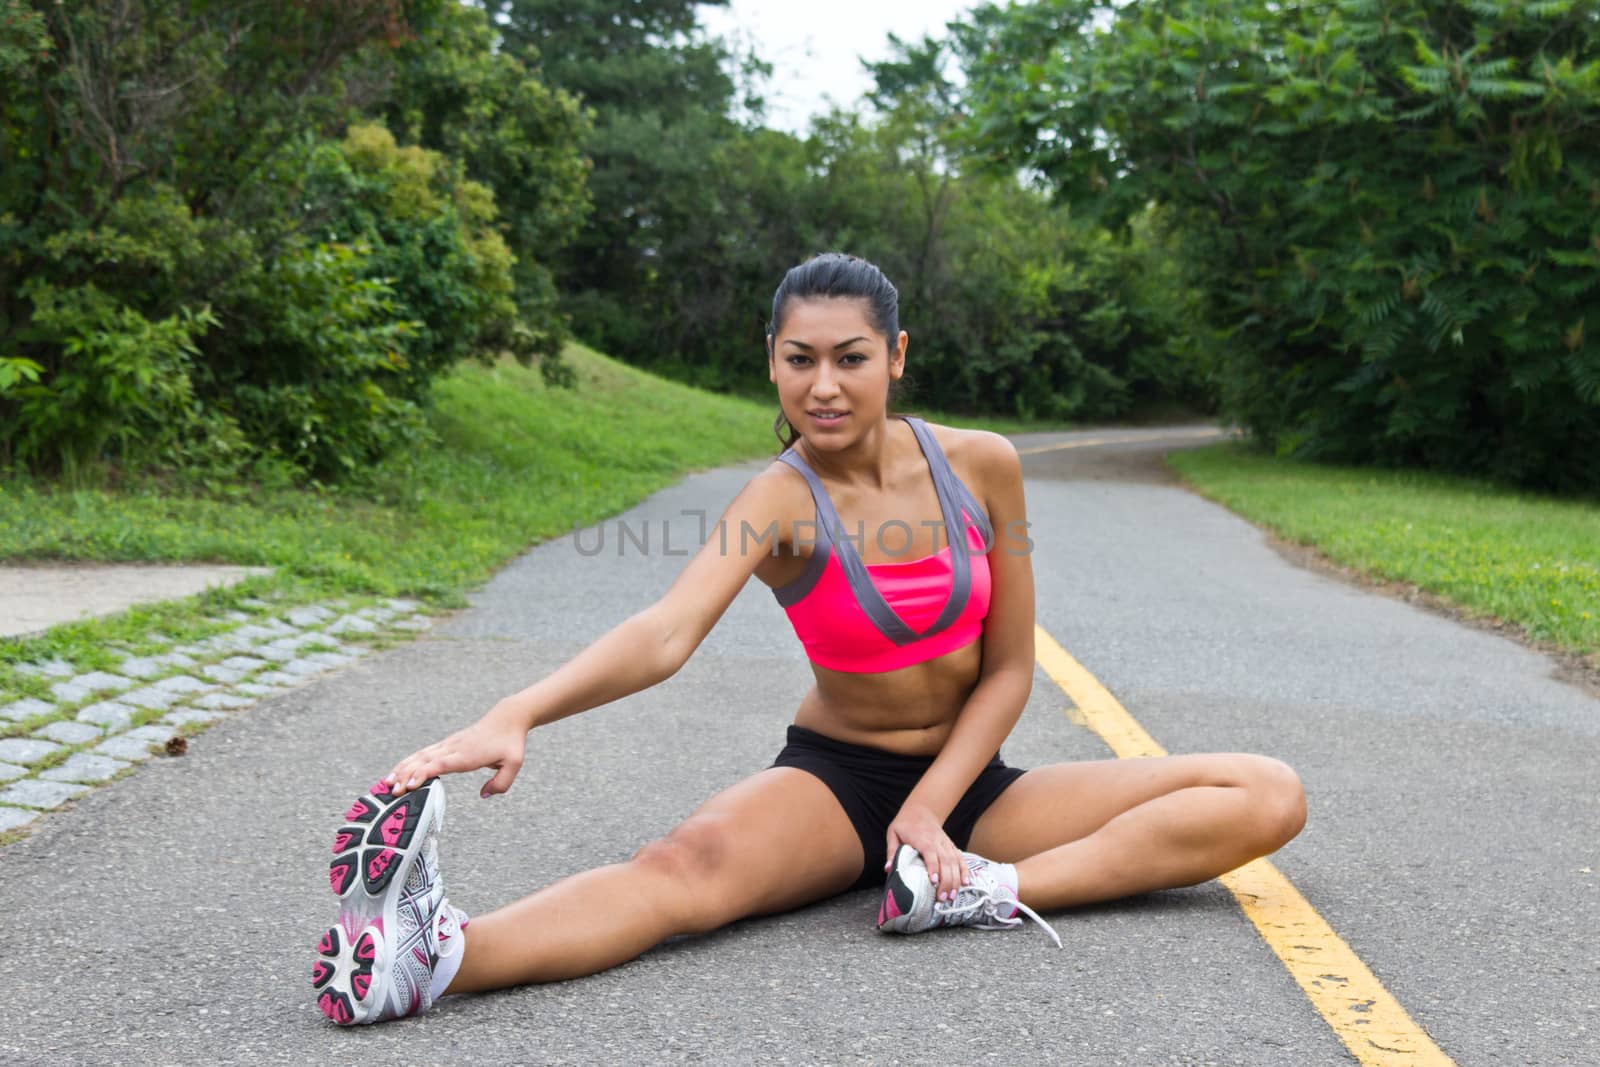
[378,0,591,363]
[1,0,591,484]
[222,238,427,480]
[6,281,220,481]
[957,0,1600,491]
[489,0,752,363]
[549,26,1215,421]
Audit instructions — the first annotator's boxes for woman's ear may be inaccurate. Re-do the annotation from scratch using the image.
[890,330,908,380]
[767,335,777,382]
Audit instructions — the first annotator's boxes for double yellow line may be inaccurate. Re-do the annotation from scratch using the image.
[1034,625,1454,1066]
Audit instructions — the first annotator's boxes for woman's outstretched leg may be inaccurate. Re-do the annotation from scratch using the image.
[964,753,1306,911]
[442,765,862,995]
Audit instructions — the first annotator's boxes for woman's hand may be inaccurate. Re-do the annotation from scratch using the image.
[885,802,967,904]
[385,702,529,799]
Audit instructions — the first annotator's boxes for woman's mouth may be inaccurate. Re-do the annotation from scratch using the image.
[809,409,848,423]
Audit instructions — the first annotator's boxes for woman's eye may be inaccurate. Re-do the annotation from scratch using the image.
[786,355,811,367]
[840,353,867,365]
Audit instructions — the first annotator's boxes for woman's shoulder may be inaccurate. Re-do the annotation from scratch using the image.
[916,419,1021,481]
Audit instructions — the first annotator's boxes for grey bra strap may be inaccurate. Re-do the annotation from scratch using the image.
[906,417,995,551]
[772,451,833,607]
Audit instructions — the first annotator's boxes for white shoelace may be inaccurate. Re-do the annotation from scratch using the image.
[934,884,1064,948]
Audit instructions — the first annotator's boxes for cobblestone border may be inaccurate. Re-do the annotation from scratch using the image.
[0,596,435,836]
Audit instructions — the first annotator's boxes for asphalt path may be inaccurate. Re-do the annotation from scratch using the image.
[2,425,1596,1065]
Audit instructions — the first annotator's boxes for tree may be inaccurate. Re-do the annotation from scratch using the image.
[956,0,1600,490]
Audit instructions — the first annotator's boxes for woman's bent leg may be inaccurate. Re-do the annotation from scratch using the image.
[447,766,863,994]
[965,753,1306,912]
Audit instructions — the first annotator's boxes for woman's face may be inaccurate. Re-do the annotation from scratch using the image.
[768,297,907,448]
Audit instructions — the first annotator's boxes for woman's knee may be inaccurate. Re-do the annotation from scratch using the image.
[629,818,740,930]
[1242,755,1307,849]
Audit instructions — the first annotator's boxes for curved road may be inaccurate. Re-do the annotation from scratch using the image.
[1,426,1595,1064]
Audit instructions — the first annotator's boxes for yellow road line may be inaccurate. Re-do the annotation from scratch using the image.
[1014,428,1224,456]
[1033,624,1454,1066]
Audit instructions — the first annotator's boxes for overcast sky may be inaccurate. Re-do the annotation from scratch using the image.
[698,0,979,134]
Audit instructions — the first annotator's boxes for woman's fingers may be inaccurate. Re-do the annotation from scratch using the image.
[387,742,451,795]
[934,847,965,903]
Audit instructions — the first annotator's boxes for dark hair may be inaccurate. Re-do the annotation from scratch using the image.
[766,253,903,451]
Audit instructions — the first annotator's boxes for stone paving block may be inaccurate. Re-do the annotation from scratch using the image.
[384,598,420,613]
[180,635,226,656]
[392,615,433,631]
[155,675,211,695]
[1,697,55,723]
[116,656,166,679]
[34,720,103,745]
[326,614,379,635]
[49,671,135,704]
[120,675,209,711]
[238,621,297,640]
[220,655,269,672]
[119,686,183,711]
[76,701,137,732]
[199,662,253,684]
[252,671,301,687]
[221,611,251,622]
[93,734,162,761]
[0,737,63,765]
[190,692,255,710]
[0,805,39,832]
[0,762,27,783]
[0,778,90,809]
[118,651,199,678]
[124,724,180,745]
[261,631,332,655]
[14,659,74,679]
[162,708,225,726]
[279,657,332,679]
[287,605,335,628]
[41,753,129,784]
[233,682,285,697]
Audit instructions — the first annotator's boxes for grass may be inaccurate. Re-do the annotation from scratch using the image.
[1167,443,1600,664]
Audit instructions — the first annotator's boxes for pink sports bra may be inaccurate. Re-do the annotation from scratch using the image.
[773,417,994,673]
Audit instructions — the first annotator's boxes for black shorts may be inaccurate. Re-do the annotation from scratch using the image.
[771,725,1027,891]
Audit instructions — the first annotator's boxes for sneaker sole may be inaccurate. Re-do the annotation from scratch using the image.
[312,922,391,1025]
[329,778,445,918]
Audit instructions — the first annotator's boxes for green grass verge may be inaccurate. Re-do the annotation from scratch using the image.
[1168,443,1600,662]
[2,343,774,594]
[0,343,775,666]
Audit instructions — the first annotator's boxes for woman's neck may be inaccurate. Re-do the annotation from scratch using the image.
[798,415,907,491]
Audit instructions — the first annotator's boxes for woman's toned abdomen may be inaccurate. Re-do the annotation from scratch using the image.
[791,640,983,756]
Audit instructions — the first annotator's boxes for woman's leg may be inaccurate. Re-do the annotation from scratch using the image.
[965,754,1306,911]
[446,766,863,994]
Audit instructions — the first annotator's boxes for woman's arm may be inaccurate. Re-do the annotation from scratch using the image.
[384,466,802,796]
[886,431,1036,892]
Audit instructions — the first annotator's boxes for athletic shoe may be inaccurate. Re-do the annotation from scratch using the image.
[877,844,1062,948]
[313,778,468,1024]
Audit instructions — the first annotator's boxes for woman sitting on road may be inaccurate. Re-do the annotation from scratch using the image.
[310,252,1308,1025]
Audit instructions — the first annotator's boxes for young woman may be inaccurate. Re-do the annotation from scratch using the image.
[311,253,1307,1025]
